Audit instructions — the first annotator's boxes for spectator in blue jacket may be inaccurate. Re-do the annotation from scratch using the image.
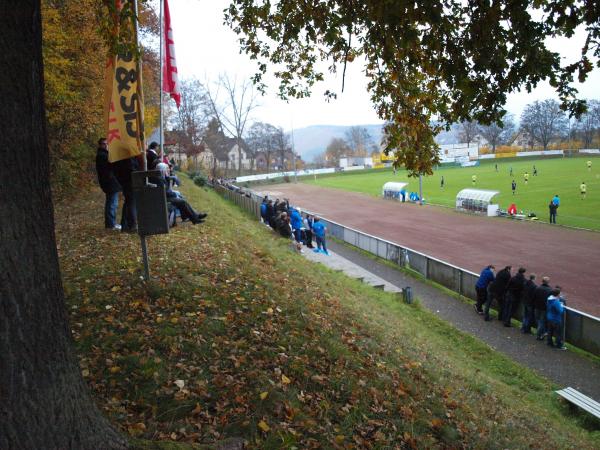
[546,287,566,350]
[289,207,304,243]
[260,197,268,223]
[475,265,495,314]
[312,217,328,255]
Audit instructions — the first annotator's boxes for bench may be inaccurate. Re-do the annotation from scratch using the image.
[556,387,600,419]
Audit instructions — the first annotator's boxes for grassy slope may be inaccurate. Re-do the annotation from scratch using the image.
[56,179,599,449]
[303,156,600,230]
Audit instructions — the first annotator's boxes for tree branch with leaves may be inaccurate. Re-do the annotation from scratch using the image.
[225,0,599,176]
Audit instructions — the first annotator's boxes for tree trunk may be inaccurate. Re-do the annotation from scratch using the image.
[0,2,127,448]
[237,140,242,175]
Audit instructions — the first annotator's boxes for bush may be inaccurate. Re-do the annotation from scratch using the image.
[283,175,290,183]
[187,171,200,180]
[193,174,207,187]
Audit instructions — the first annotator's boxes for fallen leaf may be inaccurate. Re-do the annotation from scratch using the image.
[258,420,270,432]
[260,391,269,400]
[281,374,291,384]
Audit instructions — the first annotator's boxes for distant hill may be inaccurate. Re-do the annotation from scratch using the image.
[291,123,460,162]
[291,124,384,162]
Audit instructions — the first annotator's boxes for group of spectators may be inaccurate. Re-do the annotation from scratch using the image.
[95,139,207,232]
[260,197,329,254]
[475,265,566,350]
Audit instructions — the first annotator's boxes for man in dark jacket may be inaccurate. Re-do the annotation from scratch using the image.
[503,267,527,327]
[533,276,552,340]
[112,155,140,232]
[484,265,511,321]
[146,141,160,170]
[95,138,122,230]
[521,274,537,334]
[475,265,495,314]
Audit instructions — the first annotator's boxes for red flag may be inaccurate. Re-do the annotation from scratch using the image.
[163,0,181,108]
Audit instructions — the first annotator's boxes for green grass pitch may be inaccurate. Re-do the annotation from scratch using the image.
[303,156,600,230]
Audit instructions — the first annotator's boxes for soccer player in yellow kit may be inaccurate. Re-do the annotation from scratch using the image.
[580,181,587,199]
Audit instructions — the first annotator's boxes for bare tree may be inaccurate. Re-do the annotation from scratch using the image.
[478,115,516,152]
[325,137,350,166]
[577,100,600,148]
[520,100,568,151]
[457,121,479,146]
[272,126,290,170]
[203,117,229,177]
[344,126,373,156]
[204,74,259,175]
[246,122,278,172]
[313,152,327,168]
[171,78,209,166]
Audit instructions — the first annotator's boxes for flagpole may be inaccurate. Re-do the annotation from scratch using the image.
[133,0,151,281]
[159,0,164,161]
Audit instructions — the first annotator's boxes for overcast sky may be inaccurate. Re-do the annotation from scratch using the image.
[166,0,600,130]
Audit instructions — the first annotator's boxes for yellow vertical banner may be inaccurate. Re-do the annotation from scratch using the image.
[104,0,145,163]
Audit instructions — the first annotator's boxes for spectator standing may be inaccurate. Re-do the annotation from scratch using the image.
[548,200,558,224]
[546,288,566,350]
[580,181,587,199]
[260,197,268,224]
[312,217,328,255]
[485,265,511,321]
[475,265,495,314]
[112,155,140,233]
[303,213,314,248]
[146,141,160,170]
[95,138,122,230]
[266,200,275,228]
[289,207,304,243]
[533,276,552,340]
[521,274,537,334]
[503,267,526,327]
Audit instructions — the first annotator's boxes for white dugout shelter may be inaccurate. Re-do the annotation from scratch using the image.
[456,189,499,216]
[382,182,408,200]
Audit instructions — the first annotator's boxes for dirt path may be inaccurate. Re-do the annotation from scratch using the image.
[259,183,600,317]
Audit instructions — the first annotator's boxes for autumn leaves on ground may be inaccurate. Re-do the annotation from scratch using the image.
[56,178,598,449]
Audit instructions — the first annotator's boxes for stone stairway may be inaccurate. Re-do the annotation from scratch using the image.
[300,247,403,294]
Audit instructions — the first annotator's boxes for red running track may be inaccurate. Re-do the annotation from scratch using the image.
[260,184,600,317]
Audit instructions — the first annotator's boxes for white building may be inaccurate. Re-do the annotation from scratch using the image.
[438,143,479,164]
[339,156,374,168]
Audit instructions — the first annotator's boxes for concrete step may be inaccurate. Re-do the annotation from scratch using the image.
[300,246,403,295]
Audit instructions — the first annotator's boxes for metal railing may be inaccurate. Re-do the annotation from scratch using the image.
[214,185,600,357]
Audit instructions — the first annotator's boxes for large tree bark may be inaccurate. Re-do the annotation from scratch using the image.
[0,2,127,448]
